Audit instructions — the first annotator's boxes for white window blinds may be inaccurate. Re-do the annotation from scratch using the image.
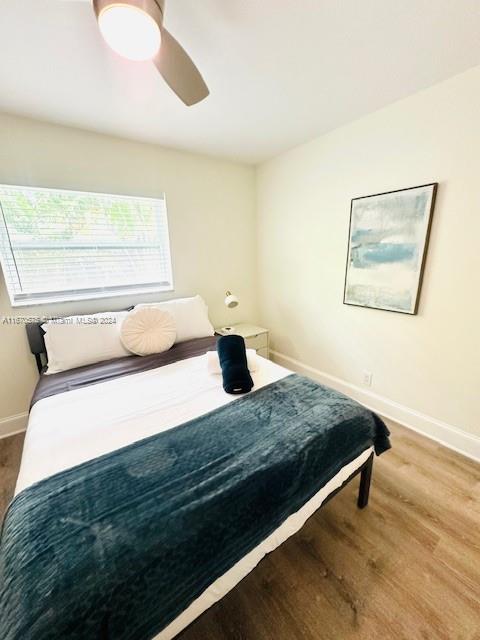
[0,184,173,306]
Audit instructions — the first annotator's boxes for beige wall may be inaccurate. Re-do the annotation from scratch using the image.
[257,66,480,441]
[0,113,258,422]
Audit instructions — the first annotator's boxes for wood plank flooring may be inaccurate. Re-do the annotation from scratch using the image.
[0,430,24,522]
[1,422,479,639]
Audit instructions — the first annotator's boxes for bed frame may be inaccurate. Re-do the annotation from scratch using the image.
[337,452,373,509]
[24,321,375,508]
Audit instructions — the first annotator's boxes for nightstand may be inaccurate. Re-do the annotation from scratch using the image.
[216,323,269,359]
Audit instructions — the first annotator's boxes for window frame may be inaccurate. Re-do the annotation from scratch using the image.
[0,183,174,307]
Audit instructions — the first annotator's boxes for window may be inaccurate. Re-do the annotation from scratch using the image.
[0,184,173,306]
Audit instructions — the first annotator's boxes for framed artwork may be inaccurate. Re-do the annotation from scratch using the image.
[343,183,438,314]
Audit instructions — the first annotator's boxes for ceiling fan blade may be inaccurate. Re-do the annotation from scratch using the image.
[154,29,209,106]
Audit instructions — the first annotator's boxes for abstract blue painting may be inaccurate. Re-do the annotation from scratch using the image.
[344,184,437,314]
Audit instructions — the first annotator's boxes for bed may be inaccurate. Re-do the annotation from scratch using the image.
[0,325,390,640]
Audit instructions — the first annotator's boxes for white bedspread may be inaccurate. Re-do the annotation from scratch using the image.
[16,354,289,494]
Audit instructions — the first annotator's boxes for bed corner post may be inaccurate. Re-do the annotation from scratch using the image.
[357,453,374,509]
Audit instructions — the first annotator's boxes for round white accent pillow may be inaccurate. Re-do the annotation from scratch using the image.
[120,308,176,356]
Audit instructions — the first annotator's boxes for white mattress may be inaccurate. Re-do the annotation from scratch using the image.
[16,353,372,639]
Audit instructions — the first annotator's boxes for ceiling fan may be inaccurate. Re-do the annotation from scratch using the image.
[64,0,209,106]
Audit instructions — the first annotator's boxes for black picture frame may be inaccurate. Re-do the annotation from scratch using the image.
[343,183,438,315]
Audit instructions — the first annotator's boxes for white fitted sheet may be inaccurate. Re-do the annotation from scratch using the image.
[16,353,373,640]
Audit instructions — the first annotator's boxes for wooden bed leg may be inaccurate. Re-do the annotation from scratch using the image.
[357,454,373,509]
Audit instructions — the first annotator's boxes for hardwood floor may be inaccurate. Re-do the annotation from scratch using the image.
[0,430,24,523]
[1,422,479,639]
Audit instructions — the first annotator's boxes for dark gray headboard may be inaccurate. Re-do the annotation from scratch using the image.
[26,323,47,373]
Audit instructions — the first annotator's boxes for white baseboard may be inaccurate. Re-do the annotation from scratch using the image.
[0,412,28,440]
[1,356,478,462]
[271,350,480,464]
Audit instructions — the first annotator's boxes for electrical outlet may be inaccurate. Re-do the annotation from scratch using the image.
[362,371,373,387]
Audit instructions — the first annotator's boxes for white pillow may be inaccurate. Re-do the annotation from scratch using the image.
[43,312,131,375]
[120,308,176,356]
[134,295,214,343]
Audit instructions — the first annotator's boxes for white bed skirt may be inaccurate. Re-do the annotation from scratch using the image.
[155,446,374,640]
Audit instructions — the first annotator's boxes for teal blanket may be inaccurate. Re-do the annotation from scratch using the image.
[0,374,390,640]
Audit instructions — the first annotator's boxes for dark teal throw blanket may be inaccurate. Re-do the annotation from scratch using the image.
[0,374,390,640]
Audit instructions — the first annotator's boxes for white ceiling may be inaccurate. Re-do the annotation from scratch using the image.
[0,0,479,163]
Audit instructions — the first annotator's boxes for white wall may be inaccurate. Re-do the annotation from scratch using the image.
[2,67,480,456]
[257,66,480,448]
[0,113,257,427]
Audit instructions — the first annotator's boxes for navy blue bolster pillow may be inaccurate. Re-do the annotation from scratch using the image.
[217,335,254,395]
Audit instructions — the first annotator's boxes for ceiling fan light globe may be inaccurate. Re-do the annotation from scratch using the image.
[98,4,161,61]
